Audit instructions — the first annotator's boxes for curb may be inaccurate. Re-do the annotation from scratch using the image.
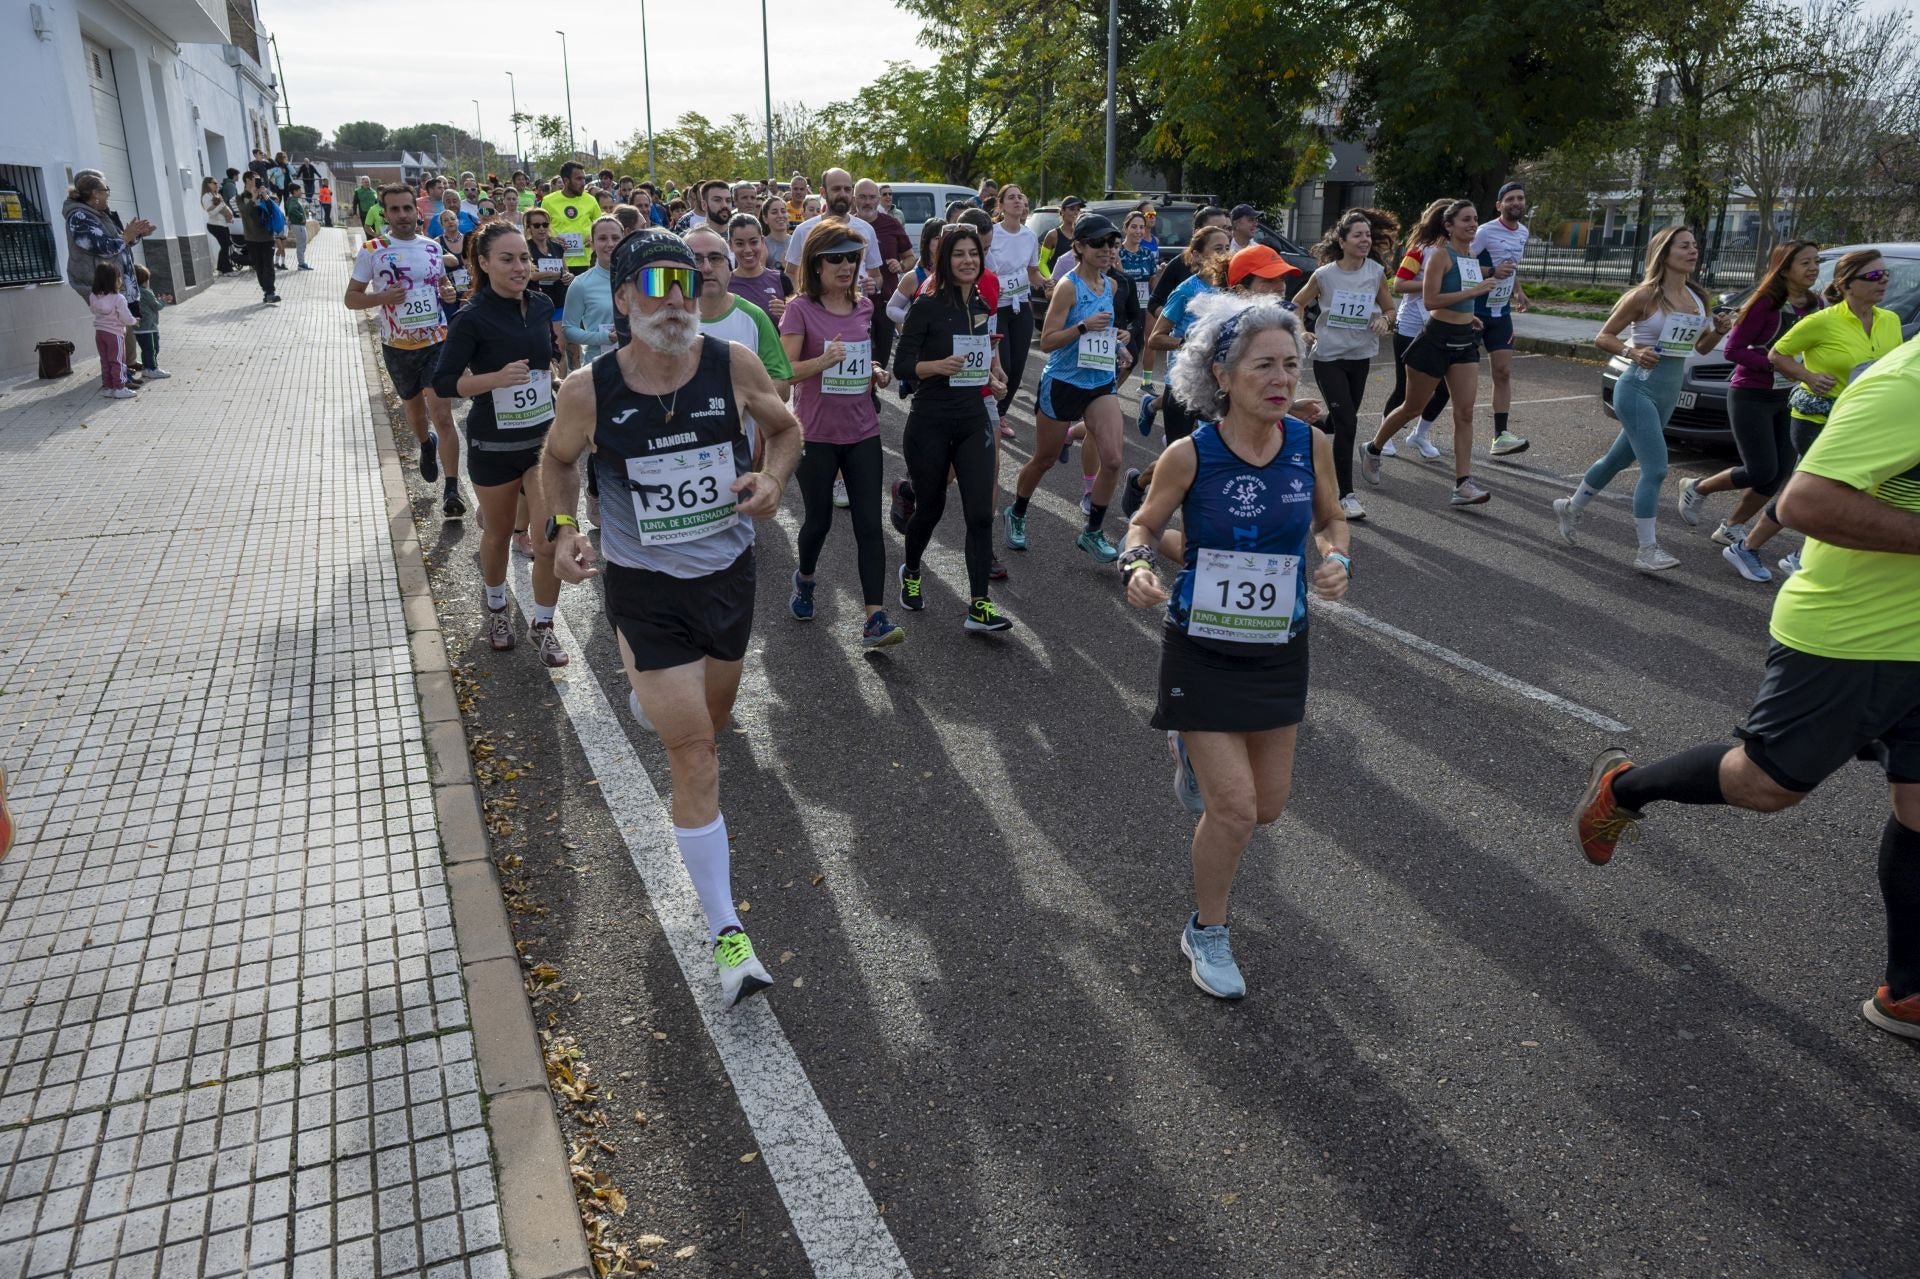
[1514,334,1600,361]
[356,324,595,1279]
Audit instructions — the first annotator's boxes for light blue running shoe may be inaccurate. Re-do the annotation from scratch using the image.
[1077,529,1119,562]
[1003,506,1028,551]
[1180,914,1245,999]
[1721,542,1772,583]
[1168,731,1204,813]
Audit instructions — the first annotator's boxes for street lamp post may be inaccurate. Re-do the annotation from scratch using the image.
[760,0,775,184]
[556,30,576,160]
[472,100,485,177]
[1103,0,1117,197]
[640,1,657,187]
[506,71,521,170]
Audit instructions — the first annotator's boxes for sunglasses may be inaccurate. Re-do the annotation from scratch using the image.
[525,221,549,229]
[1856,269,1891,283]
[816,250,861,266]
[634,266,699,298]
[1083,236,1122,250]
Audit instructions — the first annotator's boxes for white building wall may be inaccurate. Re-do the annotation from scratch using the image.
[0,0,278,379]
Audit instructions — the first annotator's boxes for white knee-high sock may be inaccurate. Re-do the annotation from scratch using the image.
[674,814,739,941]
[1634,516,1659,547]
[1569,480,1602,511]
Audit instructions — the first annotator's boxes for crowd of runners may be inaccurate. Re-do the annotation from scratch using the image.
[332,164,1920,1037]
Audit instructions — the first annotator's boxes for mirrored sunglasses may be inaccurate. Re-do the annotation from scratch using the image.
[636,266,699,298]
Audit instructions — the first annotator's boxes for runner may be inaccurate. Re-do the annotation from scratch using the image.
[760,196,793,268]
[1378,199,1454,461]
[854,179,914,395]
[346,183,464,514]
[684,226,793,403]
[522,208,574,372]
[785,174,810,225]
[1118,211,1159,378]
[1227,204,1261,253]
[1119,293,1351,999]
[1123,224,1234,517]
[1140,206,1230,436]
[1679,240,1822,581]
[1470,181,1534,456]
[893,223,1015,632]
[560,215,625,364]
[1553,227,1730,569]
[726,211,793,321]
[1007,213,1131,562]
[1041,196,1084,273]
[1359,198,1508,507]
[1572,335,1920,1040]
[1289,210,1395,519]
[983,184,1050,422]
[536,228,801,1006]
[779,220,904,647]
[786,169,881,293]
[432,223,568,666]
[1733,249,1902,578]
[538,162,598,274]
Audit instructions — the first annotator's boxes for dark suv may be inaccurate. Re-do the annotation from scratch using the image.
[1599,242,1920,444]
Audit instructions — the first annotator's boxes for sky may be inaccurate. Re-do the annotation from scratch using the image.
[257,0,934,159]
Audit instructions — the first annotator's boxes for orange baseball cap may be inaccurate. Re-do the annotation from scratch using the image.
[1228,244,1301,286]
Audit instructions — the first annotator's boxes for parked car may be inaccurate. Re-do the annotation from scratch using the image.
[885,183,980,240]
[1600,242,1920,444]
[1078,197,1316,297]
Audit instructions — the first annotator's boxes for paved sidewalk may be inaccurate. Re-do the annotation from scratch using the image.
[1514,309,1603,358]
[0,234,516,1278]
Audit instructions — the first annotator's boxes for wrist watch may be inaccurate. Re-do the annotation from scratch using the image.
[544,513,579,542]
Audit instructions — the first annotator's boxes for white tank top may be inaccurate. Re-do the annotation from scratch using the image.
[1631,290,1706,354]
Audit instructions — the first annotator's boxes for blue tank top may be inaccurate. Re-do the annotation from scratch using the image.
[1042,270,1118,387]
[1168,419,1317,645]
[1434,244,1479,311]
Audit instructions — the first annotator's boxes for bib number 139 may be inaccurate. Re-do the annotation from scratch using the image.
[1187,548,1299,644]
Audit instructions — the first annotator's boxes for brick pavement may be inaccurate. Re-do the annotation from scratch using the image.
[0,233,517,1279]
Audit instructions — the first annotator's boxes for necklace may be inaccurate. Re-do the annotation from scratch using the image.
[655,384,680,424]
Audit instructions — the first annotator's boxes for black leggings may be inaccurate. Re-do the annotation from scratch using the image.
[795,435,886,607]
[903,404,996,601]
[1382,329,1449,421]
[245,240,276,298]
[995,305,1035,416]
[1763,418,1826,526]
[1727,387,1796,496]
[1313,357,1371,497]
[208,224,235,273]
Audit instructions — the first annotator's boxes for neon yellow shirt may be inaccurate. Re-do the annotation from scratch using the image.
[1771,335,1920,661]
[1771,303,1904,424]
[540,189,597,268]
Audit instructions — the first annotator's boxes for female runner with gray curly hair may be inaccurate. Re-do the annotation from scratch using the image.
[1117,293,1353,1001]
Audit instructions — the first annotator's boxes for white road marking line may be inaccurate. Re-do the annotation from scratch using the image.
[1508,394,1598,405]
[509,566,914,1279]
[1316,599,1632,733]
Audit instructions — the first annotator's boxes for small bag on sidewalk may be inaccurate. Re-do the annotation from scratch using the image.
[36,339,76,379]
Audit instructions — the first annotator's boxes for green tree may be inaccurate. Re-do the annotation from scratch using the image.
[1344,0,1638,220]
[509,114,577,178]
[280,124,322,153]
[620,112,744,190]
[333,120,391,153]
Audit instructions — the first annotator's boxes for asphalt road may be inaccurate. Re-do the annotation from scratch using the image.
[396,339,1916,1279]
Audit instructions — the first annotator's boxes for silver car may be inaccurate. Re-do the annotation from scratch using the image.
[1600,242,1920,444]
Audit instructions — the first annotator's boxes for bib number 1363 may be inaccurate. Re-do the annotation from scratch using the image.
[627,443,738,545]
[1188,548,1299,644]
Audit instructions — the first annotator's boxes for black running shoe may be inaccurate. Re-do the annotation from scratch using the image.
[890,478,915,536]
[443,487,467,518]
[419,431,441,484]
[1121,467,1145,520]
[898,564,925,611]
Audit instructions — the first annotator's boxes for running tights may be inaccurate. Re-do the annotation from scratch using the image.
[795,435,885,607]
[1726,388,1794,497]
[1881,815,1920,999]
[902,405,995,601]
[1383,330,1449,421]
[996,305,1035,417]
[1313,357,1371,498]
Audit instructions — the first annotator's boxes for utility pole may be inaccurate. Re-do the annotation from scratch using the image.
[760,0,776,184]
[641,0,657,186]
[556,30,575,159]
[506,71,521,169]
[472,100,485,177]
[1103,0,1117,196]
[268,34,291,127]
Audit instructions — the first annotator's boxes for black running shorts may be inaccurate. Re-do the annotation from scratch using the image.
[603,550,756,672]
[1736,641,1920,791]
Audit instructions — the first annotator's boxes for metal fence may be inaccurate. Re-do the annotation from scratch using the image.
[1524,238,1762,291]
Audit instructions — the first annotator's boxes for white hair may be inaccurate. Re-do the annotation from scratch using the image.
[1167,293,1304,421]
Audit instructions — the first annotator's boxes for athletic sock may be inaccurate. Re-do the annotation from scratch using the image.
[1085,503,1108,532]
[1417,416,1439,435]
[1610,742,1728,810]
[1365,442,1382,456]
[444,476,460,498]
[1012,495,1031,518]
[484,583,508,611]
[1880,815,1920,999]
[533,603,556,625]
[674,814,740,941]
[1569,480,1602,512]
[1635,516,1659,547]
[1495,411,1510,438]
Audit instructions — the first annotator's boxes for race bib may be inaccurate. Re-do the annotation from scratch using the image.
[558,233,583,257]
[1188,549,1299,644]
[1658,311,1705,356]
[1135,279,1151,307]
[490,370,553,428]
[1001,272,1030,307]
[1077,324,1117,373]
[1484,267,1516,311]
[1327,289,1373,329]
[537,257,565,275]
[1456,257,1483,290]
[951,334,991,388]
[626,443,738,545]
[397,285,441,331]
[450,267,471,289]
[821,340,873,396]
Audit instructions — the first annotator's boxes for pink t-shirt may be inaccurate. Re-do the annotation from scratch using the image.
[779,294,879,445]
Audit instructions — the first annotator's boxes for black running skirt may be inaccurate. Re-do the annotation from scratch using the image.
[1151,624,1310,734]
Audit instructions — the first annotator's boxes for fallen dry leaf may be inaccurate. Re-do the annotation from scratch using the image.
[739,1151,758,1164]
[673,1246,697,1260]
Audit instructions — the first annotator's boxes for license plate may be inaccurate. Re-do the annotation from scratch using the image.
[1675,391,1697,409]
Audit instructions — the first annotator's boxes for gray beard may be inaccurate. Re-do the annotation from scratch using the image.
[634,310,697,354]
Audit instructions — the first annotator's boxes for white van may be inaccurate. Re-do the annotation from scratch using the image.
[884,183,978,239]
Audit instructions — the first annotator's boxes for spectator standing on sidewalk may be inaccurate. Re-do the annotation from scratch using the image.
[89,263,137,399]
[63,169,151,385]
[297,157,320,201]
[131,264,171,380]
[237,173,281,304]
[201,176,236,275]
[285,188,313,270]
[318,180,334,227]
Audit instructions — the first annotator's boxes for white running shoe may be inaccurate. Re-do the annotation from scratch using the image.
[714,930,773,1007]
[1379,439,1399,458]
[1634,544,1680,573]
[143,368,172,380]
[1552,497,1580,545]
[1407,427,1440,460]
[1339,494,1366,521]
[1777,548,1802,576]
[1710,520,1746,548]
[1676,478,1706,527]
[104,387,136,399]
[1449,478,1491,506]
[832,477,850,509]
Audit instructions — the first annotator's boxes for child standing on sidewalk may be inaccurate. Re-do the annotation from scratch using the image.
[132,264,172,380]
[90,262,137,399]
